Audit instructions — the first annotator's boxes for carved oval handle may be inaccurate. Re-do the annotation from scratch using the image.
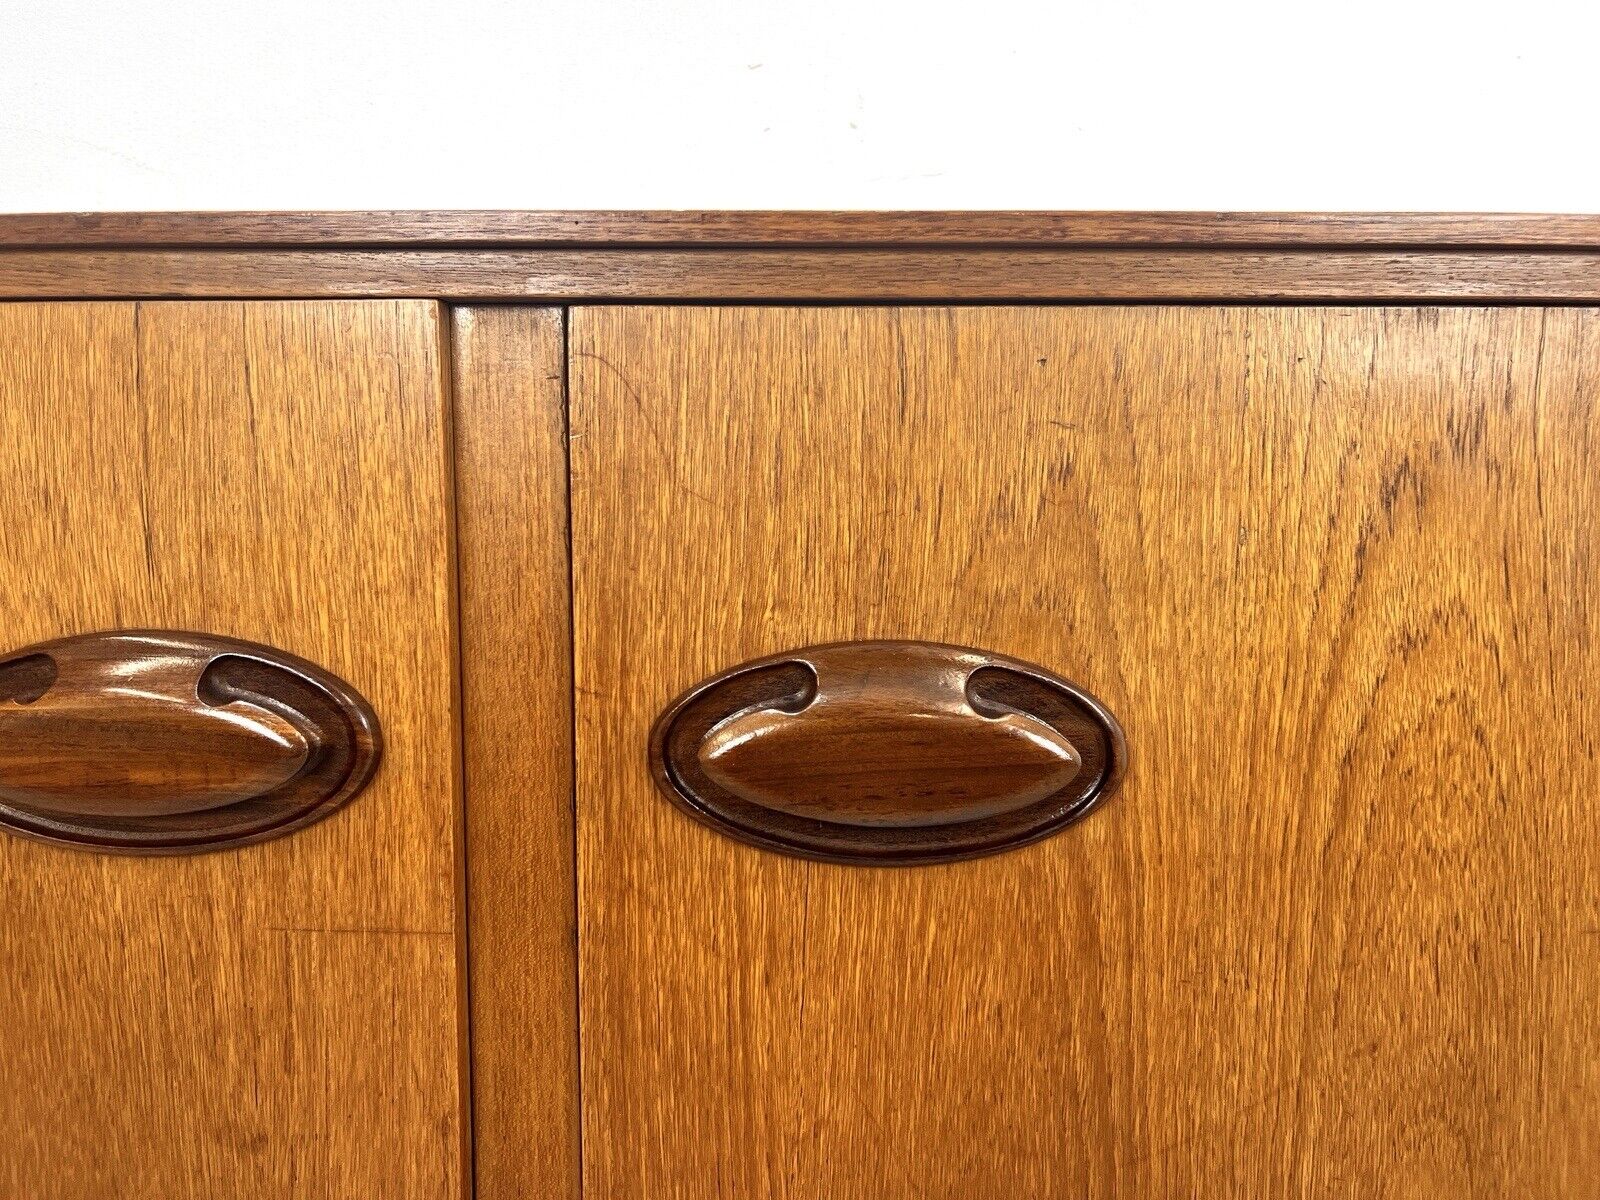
[650,641,1126,865]
[0,631,381,854]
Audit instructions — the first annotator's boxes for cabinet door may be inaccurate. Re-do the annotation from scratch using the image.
[570,306,1600,1198]
[0,302,465,1197]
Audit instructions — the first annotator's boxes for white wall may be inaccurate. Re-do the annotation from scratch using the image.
[3,0,1597,213]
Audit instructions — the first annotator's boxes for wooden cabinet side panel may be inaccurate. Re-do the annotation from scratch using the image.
[0,301,466,1198]
[570,305,1600,1198]
[452,306,580,1200]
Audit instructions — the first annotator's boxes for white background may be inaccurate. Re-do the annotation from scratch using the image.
[2,0,1597,213]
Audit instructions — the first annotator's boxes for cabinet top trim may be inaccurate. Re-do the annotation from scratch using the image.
[3,212,1600,303]
[4,210,1600,250]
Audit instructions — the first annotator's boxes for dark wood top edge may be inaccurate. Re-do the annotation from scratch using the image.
[3,210,1600,250]
[3,247,1598,304]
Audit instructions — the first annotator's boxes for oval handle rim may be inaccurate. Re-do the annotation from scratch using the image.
[649,639,1127,866]
[0,629,382,855]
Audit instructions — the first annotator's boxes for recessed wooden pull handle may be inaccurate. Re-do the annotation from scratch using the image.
[650,641,1126,865]
[0,631,381,854]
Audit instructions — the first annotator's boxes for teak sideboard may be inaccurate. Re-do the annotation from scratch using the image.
[1,212,1597,1199]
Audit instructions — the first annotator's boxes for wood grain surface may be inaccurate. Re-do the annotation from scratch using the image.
[3,210,1599,248]
[570,305,1600,1198]
[0,301,467,1197]
[3,247,1600,303]
[451,306,580,1199]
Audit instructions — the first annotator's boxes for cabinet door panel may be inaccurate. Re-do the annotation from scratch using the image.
[0,302,465,1198]
[571,305,1600,1198]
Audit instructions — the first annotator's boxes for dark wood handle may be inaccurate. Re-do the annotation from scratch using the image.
[0,631,381,854]
[650,641,1125,865]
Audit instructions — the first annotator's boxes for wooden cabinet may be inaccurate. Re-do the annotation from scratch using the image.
[1,216,1599,1199]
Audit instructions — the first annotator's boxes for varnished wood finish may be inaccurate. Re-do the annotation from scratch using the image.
[451,307,580,1200]
[572,305,1600,1197]
[0,631,380,853]
[652,641,1124,864]
[4,210,1600,248]
[0,301,466,1197]
[3,247,1600,302]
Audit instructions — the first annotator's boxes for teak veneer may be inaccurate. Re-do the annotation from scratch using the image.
[0,212,1596,1200]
